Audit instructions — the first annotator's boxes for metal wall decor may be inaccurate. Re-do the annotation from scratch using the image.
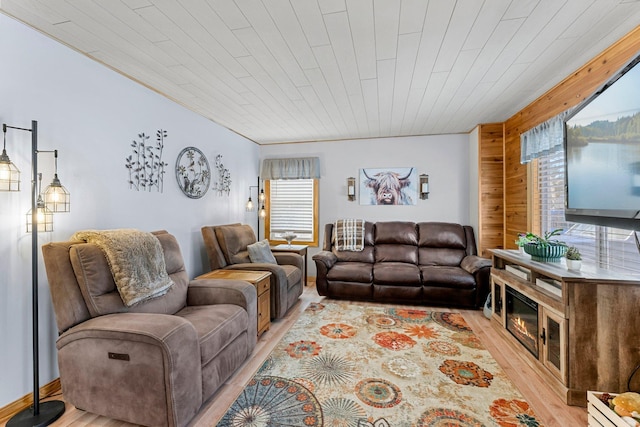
[125,130,169,192]
[211,154,232,196]
[175,147,211,199]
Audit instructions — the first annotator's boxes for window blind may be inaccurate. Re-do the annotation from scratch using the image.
[536,151,640,274]
[268,179,315,241]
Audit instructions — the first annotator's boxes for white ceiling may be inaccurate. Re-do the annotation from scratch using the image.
[2,1,640,144]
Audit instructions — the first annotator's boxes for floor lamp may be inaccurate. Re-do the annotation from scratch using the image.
[2,121,68,427]
[245,176,266,240]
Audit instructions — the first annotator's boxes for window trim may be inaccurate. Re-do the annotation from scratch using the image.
[264,178,319,247]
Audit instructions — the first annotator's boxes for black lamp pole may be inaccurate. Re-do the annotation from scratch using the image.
[7,120,65,427]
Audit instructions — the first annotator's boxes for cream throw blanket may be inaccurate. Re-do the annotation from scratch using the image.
[333,219,365,251]
[72,229,174,307]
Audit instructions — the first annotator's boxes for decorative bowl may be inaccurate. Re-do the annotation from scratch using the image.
[281,231,297,248]
[523,243,567,262]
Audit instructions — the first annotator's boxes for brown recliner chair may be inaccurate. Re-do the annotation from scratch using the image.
[201,224,303,319]
[41,230,257,427]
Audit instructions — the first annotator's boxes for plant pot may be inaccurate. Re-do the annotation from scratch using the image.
[566,259,582,270]
[523,243,567,262]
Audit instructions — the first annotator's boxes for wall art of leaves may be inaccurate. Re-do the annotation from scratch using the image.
[211,154,232,196]
[125,129,169,192]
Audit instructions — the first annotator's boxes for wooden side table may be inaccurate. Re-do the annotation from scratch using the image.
[271,244,308,286]
[196,269,271,336]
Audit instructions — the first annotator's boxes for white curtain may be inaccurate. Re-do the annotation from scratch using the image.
[260,157,320,180]
[520,109,574,164]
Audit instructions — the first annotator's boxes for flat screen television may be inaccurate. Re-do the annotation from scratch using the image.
[564,54,640,230]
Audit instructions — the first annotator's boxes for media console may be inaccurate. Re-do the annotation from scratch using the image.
[489,249,640,406]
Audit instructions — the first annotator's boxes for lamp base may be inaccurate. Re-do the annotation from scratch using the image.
[7,400,65,427]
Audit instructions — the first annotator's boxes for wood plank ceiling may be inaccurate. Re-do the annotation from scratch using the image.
[2,0,640,144]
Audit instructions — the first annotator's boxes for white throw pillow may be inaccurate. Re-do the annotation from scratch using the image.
[247,239,277,264]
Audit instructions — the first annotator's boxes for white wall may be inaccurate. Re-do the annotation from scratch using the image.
[260,134,474,275]
[0,15,260,407]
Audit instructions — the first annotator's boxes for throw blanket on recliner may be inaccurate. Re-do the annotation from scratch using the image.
[71,229,174,307]
[333,219,365,251]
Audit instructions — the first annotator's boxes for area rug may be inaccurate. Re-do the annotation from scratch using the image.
[218,301,543,426]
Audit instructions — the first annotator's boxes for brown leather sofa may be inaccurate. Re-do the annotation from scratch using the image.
[313,221,491,308]
[42,230,257,427]
[201,223,303,319]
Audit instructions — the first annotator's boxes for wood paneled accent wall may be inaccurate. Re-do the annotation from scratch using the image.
[477,123,504,256]
[501,25,640,249]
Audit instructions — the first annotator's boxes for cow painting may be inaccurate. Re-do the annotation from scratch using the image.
[359,167,417,205]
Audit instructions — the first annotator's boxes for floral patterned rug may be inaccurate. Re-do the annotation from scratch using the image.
[217,301,543,426]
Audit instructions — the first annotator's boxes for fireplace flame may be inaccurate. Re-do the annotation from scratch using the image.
[512,316,536,342]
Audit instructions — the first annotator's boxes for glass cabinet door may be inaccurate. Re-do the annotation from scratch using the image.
[491,277,505,326]
[541,307,567,383]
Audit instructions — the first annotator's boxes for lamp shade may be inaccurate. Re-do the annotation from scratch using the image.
[246,197,254,211]
[44,174,70,212]
[26,204,54,232]
[0,149,20,192]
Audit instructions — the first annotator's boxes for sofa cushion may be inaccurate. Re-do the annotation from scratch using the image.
[419,247,466,266]
[375,244,418,264]
[247,240,277,264]
[418,222,466,248]
[374,222,417,245]
[332,246,374,263]
[420,266,476,289]
[175,304,248,367]
[70,243,188,317]
[373,262,421,285]
[327,262,373,283]
[215,224,256,264]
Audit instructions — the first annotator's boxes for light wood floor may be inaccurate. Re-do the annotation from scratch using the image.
[3,283,586,426]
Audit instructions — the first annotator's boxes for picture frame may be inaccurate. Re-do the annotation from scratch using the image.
[359,167,417,205]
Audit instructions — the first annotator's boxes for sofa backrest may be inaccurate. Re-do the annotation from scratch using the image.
[325,222,375,263]
[417,222,475,266]
[374,221,418,264]
[323,221,478,267]
[213,224,256,265]
[42,230,189,334]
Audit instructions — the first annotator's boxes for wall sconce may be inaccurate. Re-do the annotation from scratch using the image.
[347,177,356,201]
[419,174,429,199]
[2,120,66,426]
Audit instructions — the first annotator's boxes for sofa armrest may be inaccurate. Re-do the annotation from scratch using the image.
[461,255,492,307]
[312,251,337,296]
[460,255,491,274]
[56,313,201,427]
[187,278,257,312]
[312,251,337,270]
[273,252,304,270]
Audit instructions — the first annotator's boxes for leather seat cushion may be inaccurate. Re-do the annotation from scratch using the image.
[176,304,248,367]
[327,262,373,283]
[373,262,421,285]
[420,266,476,289]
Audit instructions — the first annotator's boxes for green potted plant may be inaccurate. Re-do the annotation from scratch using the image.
[565,246,582,270]
[514,233,531,254]
[522,229,568,262]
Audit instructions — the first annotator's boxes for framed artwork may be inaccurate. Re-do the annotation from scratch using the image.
[175,147,211,199]
[359,167,417,205]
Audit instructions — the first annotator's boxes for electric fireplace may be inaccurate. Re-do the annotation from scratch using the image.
[506,287,539,358]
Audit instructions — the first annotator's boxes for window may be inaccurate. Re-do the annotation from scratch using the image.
[534,150,640,274]
[265,179,319,246]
